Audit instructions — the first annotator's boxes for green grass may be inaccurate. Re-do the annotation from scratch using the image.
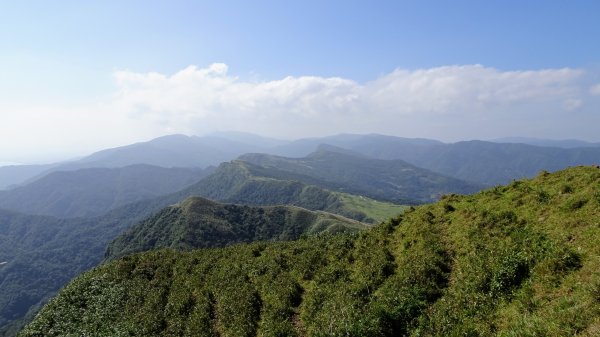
[337,193,407,223]
[20,166,600,337]
[105,197,368,260]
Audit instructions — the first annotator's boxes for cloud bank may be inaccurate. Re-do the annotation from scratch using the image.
[111,64,590,139]
[1,63,599,163]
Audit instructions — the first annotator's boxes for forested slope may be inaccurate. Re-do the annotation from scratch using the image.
[106,197,367,260]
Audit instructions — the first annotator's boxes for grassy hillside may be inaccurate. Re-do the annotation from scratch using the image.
[21,166,600,336]
[239,149,482,203]
[106,197,367,260]
[0,165,209,218]
[0,156,406,335]
[178,159,405,223]
[336,193,407,223]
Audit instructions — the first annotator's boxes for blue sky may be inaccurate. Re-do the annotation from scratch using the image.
[1,1,600,163]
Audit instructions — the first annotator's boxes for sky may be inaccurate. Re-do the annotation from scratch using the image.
[1,0,600,164]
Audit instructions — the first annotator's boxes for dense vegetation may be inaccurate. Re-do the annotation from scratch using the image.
[0,153,410,335]
[106,197,367,260]
[0,198,175,336]
[21,166,600,336]
[0,165,209,218]
[239,149,481,203]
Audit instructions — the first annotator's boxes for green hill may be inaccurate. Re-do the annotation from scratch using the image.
[176,159,406,223]
[0,156,407,335]
[21,166,600,336]
[239,149,482,203]
[105,197,367,260]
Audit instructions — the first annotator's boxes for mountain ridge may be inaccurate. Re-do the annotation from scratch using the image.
[238,149,482,203]
[0,150,411,334]
[105,196,368,260]
[4,132,600,190]
[20,166,600,336]
[0,164,211,218]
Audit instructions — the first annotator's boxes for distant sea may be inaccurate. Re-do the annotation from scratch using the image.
[0,162,23,167]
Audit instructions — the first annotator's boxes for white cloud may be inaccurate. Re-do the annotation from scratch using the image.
[590,84,600,96]
[1,63,597,163]
[110,64,585,137]
[361,66,583,115]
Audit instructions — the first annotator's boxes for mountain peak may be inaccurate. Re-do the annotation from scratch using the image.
[311,144,368,158]
[179,196,220,213]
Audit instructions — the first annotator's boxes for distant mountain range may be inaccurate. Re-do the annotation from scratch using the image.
[3,132,600,190]
[491,137,600,148]
[239,147,481,203]
[269,134,600,185]
[0,165,211,218]
[0,133,284,190]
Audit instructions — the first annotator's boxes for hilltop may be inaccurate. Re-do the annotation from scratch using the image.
[105,197,367,260]
[176,158,408,222]
[21,166,600,336]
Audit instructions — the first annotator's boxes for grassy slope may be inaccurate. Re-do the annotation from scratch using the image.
[0,157,407,335]
[105,197,367,260]
[180,160,407,223]
[337,193,407,223]
[20,166,600,336]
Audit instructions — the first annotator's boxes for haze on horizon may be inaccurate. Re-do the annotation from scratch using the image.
[1,1,599,164]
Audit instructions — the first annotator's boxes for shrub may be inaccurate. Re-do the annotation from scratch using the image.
[536,190,550,203]
[564,198,588,211]
[560,184,574,194]
[488,251,530,298]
